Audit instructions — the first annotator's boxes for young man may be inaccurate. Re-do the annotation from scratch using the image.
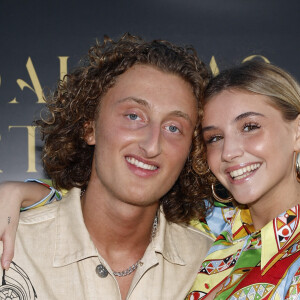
[0,34,213,299]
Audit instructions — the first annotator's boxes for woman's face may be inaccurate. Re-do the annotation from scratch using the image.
[202,89,300,210]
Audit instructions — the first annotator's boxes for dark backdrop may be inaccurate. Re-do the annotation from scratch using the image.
[1,0,299,181]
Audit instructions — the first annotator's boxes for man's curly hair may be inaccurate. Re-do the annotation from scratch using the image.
[36,33,212,223]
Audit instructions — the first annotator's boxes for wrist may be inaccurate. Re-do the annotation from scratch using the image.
[21,179,62,211]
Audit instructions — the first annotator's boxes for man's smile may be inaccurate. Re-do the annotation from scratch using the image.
[125,156,158,171]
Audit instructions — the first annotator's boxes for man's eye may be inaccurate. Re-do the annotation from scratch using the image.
[166,125,180,133]
[243,123,260,132]
[127,113,140,121]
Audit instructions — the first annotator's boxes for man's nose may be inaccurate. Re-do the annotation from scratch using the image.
[138,124,162,158]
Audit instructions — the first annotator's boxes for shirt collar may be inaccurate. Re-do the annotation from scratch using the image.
[53,189,185,267]
[230,204,300,273]
[261,204,300,273]
[53,188,98,267]
[231,208,255,240]
[152,208,186,266]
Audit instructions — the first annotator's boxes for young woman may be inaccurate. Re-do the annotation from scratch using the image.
[187,61,300,299]
[1,61,300,299]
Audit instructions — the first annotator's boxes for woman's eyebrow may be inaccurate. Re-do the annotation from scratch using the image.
[202,112,265,133]
[202,125,218,133]
[235,111,265,122]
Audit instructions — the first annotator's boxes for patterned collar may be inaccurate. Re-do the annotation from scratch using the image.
[230,204,300,273]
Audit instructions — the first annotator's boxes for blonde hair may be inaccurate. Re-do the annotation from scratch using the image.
[194,61,300,197]
[204,61,300,121]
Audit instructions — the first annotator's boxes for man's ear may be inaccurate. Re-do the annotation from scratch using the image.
[294,115,300,152]
[84,121,96,145]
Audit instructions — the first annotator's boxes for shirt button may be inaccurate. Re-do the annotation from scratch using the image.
[96,264,109,278]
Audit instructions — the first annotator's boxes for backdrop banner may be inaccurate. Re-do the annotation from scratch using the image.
[0,0,299,181]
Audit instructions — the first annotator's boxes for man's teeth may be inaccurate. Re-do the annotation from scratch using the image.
[230,163,260,180]
[126,157,158,170]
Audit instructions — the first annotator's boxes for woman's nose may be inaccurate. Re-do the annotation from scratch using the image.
[221,135,243,162]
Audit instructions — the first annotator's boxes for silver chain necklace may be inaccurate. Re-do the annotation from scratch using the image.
[112,260,141,277]
[96,214,158,278]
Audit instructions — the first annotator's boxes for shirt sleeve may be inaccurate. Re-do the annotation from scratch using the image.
[284,265,300,299]
[20,179,62,211]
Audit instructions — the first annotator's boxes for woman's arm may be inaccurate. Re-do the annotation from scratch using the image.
[0,181,56,270]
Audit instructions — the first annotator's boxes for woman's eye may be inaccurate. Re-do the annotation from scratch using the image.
[126,113,141,121]
[243,123,260,132]
[166,125,180,133]
[205,135,223,144]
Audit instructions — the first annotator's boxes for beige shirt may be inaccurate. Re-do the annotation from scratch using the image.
[0,188,213,300]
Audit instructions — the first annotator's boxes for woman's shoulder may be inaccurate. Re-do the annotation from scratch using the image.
[190,203,237,238]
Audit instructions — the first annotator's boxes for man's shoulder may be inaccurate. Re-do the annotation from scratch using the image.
[159,210,214,248]
[19,188,79,225]
[163,220,214,268]
[19,199,60,225]
[171,221,214,244]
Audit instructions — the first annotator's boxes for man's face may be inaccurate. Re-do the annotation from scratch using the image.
[86,64,198,209]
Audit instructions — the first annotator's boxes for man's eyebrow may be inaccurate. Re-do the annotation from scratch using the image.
[202,111,265,133]
[117,97,150,108]
[117,97,193,124]
[170,110,193,124]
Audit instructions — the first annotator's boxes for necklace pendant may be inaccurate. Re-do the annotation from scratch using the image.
[96,264,109,278]
[95,214,158,278]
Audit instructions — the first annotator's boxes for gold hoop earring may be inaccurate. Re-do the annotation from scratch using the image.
[211,182,234,204]
[295,152,300,183]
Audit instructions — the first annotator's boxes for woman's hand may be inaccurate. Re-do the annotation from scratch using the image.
[0,181,51,270]
[0,181,24,270]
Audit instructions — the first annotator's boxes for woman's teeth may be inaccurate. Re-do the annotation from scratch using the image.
[230,163,260,180]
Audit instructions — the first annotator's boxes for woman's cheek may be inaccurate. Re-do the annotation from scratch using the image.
[206,147,220,174]
[244,133,265,153]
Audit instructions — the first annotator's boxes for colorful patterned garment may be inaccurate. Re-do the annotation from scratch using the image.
[187,204,300,300]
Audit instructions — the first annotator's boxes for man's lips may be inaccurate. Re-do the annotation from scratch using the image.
[125,156,159,171]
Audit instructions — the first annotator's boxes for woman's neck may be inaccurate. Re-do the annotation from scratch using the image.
[248,185,300,230]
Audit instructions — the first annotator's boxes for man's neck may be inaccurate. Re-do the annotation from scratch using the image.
[81,184,159,263]
[81,185,159,300]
